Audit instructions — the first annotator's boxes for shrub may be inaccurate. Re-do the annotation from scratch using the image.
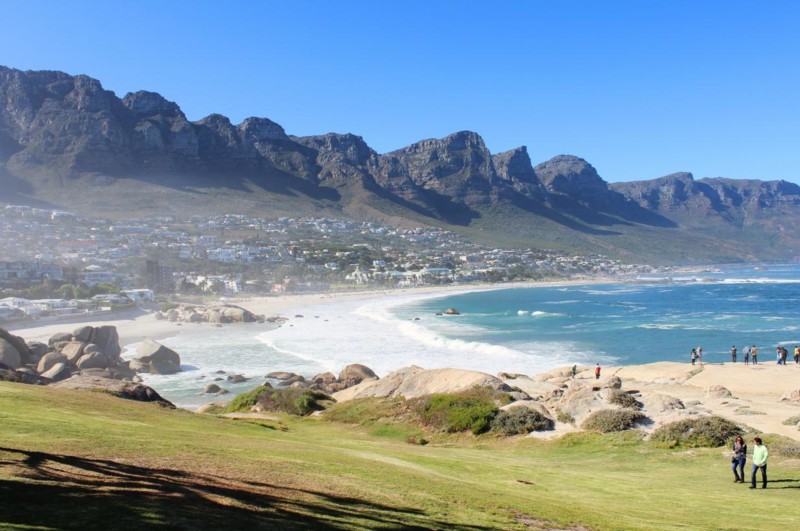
[221,386,274,413]
[649,415,743,448]
[555,408,575,425]
[159,302,179,312]
[222,386,331,416]
[581,409,646,433]
[415,387,506,435]
[768,435,800,458]
[781,414,800,426]
[491,407,554,435]
[607,390,641,410]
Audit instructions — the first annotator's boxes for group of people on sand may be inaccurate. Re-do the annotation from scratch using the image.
[731,436,769,489]
[690,344,800,365]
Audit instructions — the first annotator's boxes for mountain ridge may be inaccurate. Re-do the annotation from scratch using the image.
[2,65,799,264]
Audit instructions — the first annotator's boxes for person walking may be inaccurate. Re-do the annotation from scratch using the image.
[731,435,747,483]
[750,437,768,489]
[794,345,800,364]
[571,364,577,378]
[697,346,703,366]
[691,348,697,365]
[594,363,601,380]
[731,345,737,363]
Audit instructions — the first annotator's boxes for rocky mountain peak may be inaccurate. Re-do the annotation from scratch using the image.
[534,155,608,197]
[237,117,288,143]
[122,91,183,118]
[493,146,536,182]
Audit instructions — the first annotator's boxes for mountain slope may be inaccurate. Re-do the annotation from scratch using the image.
[2,65,800,263]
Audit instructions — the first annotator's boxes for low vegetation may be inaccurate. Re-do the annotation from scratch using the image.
[3,382,800,529]
[649,416,743,448]
[581,409,647,433]
[607,389,641,409]
[490,407,554,435]
[413,387,508,434]
[221,385,331,416]
[781,414,800,426]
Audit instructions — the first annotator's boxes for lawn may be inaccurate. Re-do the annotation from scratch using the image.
[1,382,799,530]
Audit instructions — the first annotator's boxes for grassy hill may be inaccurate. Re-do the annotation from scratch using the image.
[2,382,800,530]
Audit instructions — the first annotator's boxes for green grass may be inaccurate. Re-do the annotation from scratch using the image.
[2,382,800,529]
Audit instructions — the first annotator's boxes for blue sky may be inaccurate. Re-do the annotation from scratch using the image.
[2,0,799,183]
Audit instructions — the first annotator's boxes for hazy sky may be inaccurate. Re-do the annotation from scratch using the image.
[2,0,799,183]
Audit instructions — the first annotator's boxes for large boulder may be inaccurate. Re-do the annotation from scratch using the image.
[134,339,181,375]
[338,364,377,388]
[393,368,512,399]
[76,351,110,370]
[0,328,33,366]
[48,332,73,346]
[60,341,87,364]
[38,352,68,373]
[705,385,733,399]
[40,362,73,382]
[0,337,22,370]
[71,326,121,360]
[51,375,174,407]
[605,376,623,390]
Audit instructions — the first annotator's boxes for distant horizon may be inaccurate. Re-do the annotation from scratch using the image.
[2,1,799,184]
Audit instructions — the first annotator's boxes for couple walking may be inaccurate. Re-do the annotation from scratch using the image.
[731,436,768,488]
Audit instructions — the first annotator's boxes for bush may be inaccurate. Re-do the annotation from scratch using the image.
[222,386,331,416]
[781,414,800,426]
[222,386,274,413]
[768,436,800,458]
[649,415,743,448]
[608,390,641,410]
[491,407,554,435]
[581,409,646,433]
[415,387,506,435]
[556,408,575,425]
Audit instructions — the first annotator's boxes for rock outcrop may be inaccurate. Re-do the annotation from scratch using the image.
[154,303,265,324]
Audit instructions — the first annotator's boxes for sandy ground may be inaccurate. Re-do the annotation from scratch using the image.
[612,361,800,440]
[6,282,800,441]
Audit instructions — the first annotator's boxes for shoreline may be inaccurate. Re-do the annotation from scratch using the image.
[6,278,800,442]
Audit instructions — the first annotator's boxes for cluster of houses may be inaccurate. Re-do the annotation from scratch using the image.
[0,206,661,305]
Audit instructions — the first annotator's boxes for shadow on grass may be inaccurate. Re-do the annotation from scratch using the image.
[0,447,491,530]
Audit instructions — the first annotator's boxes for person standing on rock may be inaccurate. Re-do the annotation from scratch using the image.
[731,435,747,483]
[750,437,768,489]
[571,365,577,378]
[594,363,601,380]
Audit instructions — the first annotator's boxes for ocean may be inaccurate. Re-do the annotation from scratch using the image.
[135,264,800,409]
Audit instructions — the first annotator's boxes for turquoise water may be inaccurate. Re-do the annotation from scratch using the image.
[138,264,800,408]
[392,265,800,367]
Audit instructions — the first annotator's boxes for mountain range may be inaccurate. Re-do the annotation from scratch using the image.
[2,65,799,264]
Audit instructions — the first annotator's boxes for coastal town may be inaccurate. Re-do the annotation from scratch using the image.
[0,205,660,321]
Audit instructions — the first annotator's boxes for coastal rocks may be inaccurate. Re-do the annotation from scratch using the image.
[443,308,460,315]
[338,364,377,387]
[204,383,222,394]
[0,337,22,370]
[332,367,512,402]
[51,375,174,408]
[267,371,297,380]
[153,303,265,325]
[705,385,733,399]
[133,339,181,374]
[605,376,623,390]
